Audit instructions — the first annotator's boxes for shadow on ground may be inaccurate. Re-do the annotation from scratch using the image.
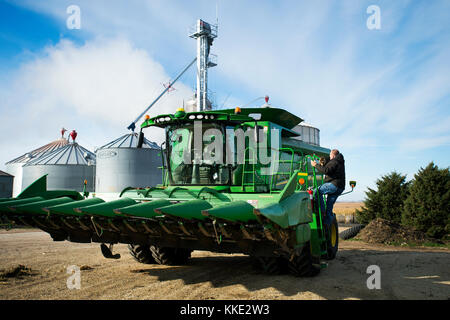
[129,246,450,299]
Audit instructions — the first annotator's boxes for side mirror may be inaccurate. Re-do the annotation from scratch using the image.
[349,180,357,189]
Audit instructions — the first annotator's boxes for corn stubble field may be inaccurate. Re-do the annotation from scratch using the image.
[334,202,363,215]
[334,202,363,223]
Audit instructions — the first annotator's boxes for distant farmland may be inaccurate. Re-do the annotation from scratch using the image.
[334,202,363,216]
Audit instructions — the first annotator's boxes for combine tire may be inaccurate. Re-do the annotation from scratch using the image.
[257,257,288,275]
[288,243,321,277]
[150,246,192,265]
[128,244,156,264]
[339,224,364,240]
[324,215,339,260]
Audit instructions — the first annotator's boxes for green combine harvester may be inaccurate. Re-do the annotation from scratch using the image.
[0,106,355,276]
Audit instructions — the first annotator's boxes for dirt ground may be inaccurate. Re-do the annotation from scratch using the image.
[0,228,449,300]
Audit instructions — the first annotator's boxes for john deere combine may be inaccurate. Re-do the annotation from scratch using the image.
[0,107,355,276]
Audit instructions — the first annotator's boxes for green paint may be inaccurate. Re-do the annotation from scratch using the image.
[203,201,256,223]
[156,199,212,220]
[0,197,45,214]
[76,198,137,218]
[11,197,74,216]
[114,199,171,218]
[46,198,105,216]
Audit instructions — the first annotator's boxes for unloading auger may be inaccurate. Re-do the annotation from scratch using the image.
[0,107,355,277]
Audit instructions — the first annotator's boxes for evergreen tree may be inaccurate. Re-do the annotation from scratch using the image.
[356,172,410,224]
[402,162,450,239]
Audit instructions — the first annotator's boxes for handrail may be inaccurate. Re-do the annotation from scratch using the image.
[159,141,167,186]
[303,154,326,235]
[269,147,295,193]
[241,147,257,191]
[168,187,197,198]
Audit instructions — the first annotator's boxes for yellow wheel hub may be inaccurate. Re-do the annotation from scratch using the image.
[331,224,337,247]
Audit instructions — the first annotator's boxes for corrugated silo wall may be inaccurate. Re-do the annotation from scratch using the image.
[96,148,162,193]
[5,163,23,197]
[21,165,95,192]
[297,126,320,146]
[0,176,14,198]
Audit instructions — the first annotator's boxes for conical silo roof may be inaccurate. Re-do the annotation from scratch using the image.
[24,143,96,166]
[98,133,159,150]
[0,170,14,177]
[5,138,69,165]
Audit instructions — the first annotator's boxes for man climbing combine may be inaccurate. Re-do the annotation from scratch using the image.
[311,149,346,226]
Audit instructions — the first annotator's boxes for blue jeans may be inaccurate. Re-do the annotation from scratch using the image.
[315,182,344,226]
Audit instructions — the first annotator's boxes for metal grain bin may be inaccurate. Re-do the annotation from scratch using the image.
[21,142,96,192]
[95,133,162,193]
[0,170,14,198]
[5,137,68,197]
[292,122,320,146]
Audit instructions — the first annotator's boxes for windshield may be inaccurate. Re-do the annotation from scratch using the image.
[166,122,230,185]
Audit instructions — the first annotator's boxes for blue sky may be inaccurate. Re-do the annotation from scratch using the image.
[0,0,449,201]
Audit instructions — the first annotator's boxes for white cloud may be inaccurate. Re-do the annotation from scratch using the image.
[0,37,194,168]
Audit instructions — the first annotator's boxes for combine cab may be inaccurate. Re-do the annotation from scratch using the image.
[0,107,355,276]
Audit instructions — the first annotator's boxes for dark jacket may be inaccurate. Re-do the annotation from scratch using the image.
[315,153,346,190]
